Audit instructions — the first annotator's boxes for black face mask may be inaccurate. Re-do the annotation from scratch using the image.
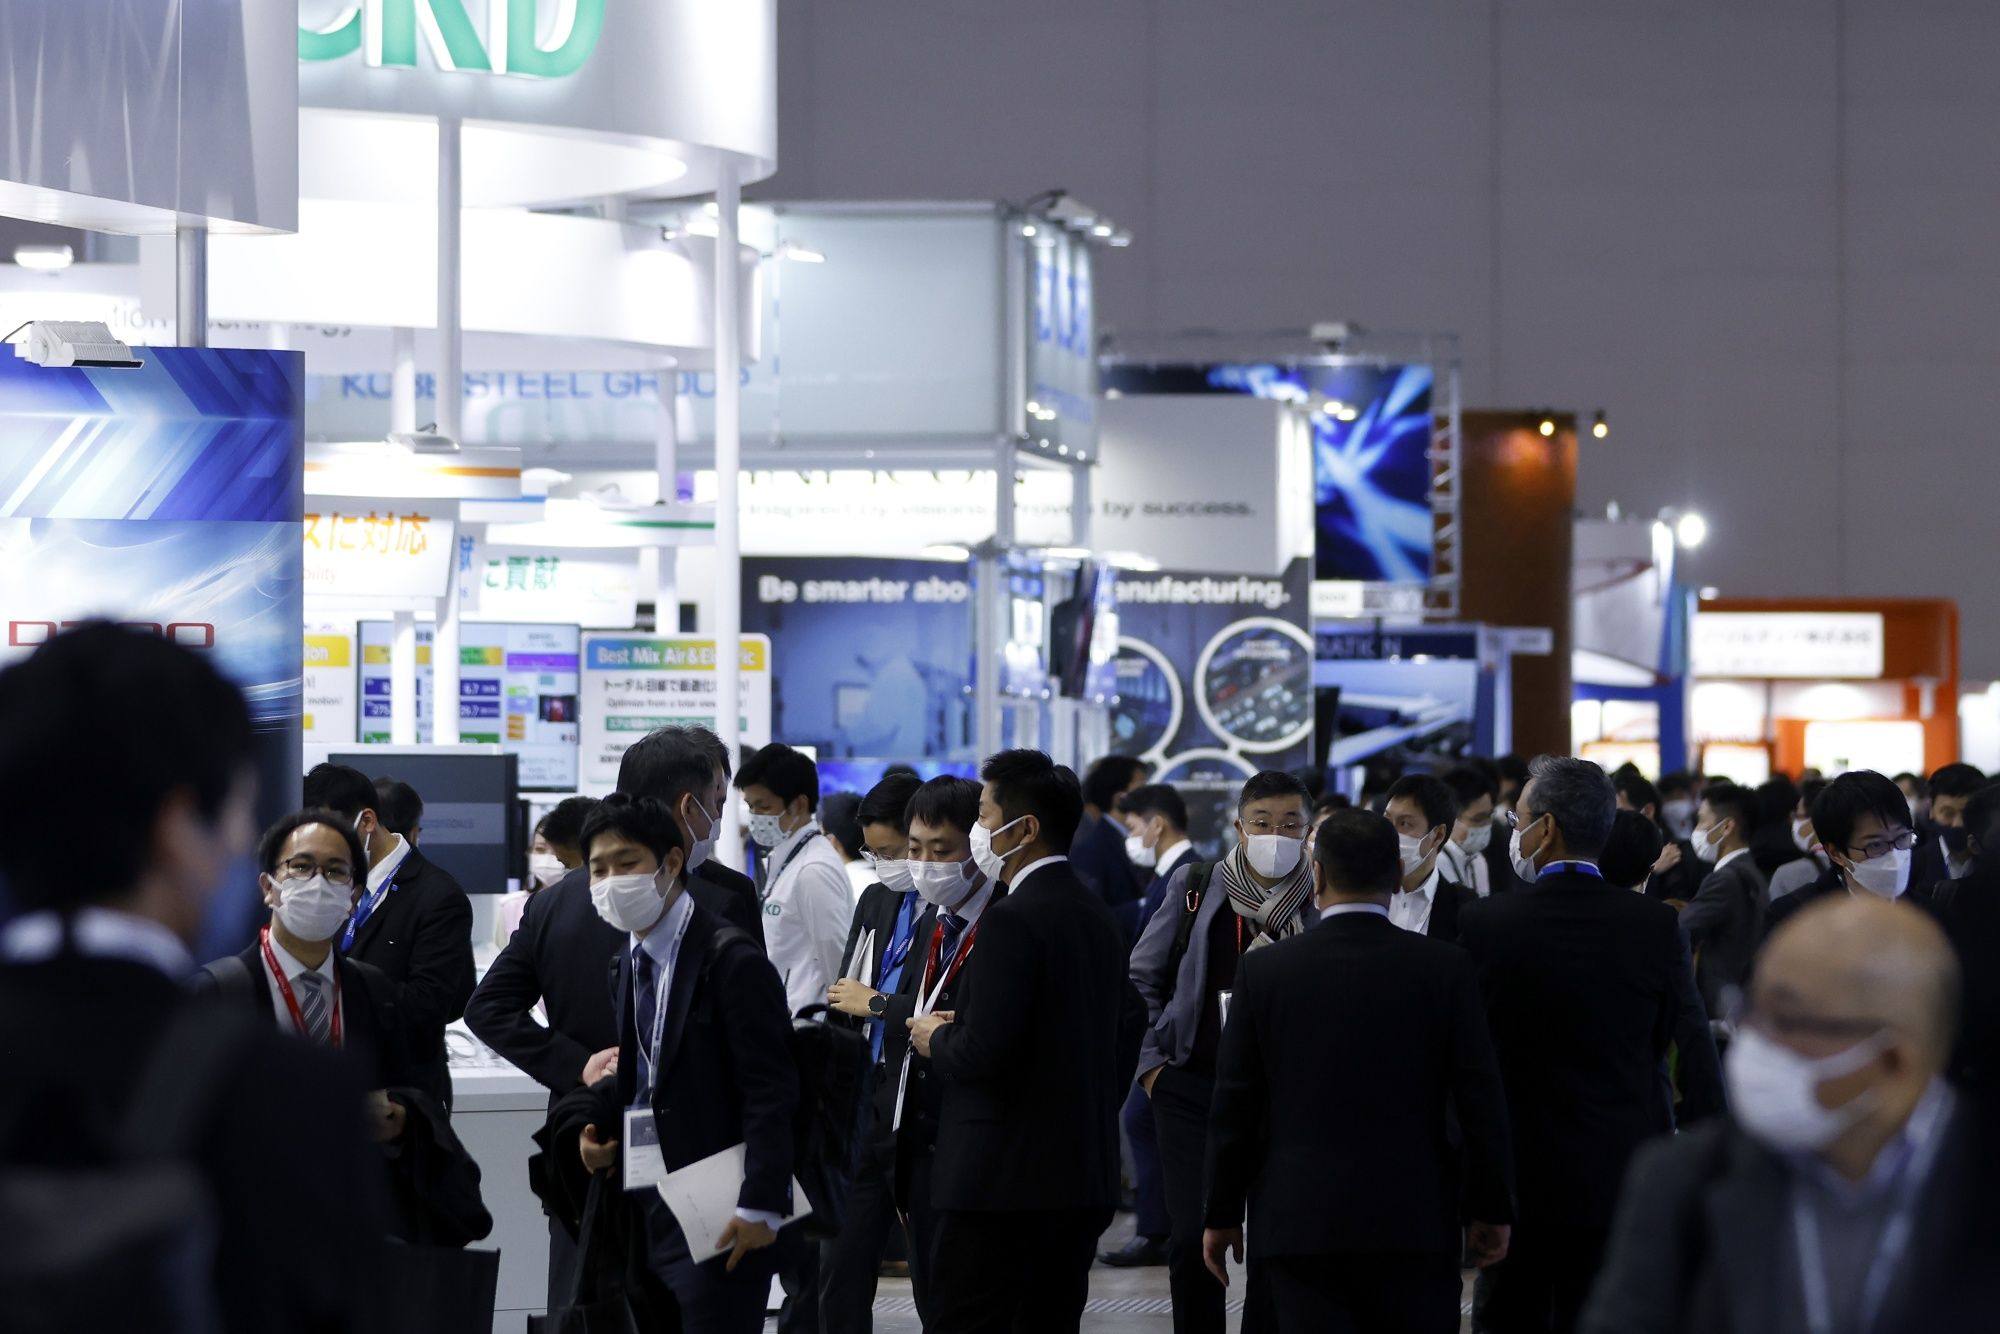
[1942,825,1971,856]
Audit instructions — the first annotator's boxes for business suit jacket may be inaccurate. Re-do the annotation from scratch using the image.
[192,941,412,1092]
[1746,821,1805,880]
[0,951,386,1334]
[1678,852,1766,1017]
[928,859,1147,1213]
[345,845,474,1104]
[1423,875,1480,944]
[610,902,799,1216]
[464,862,766,1102]
[1205,910,1515,1257]
[1931,858,2000,1092]
[1581,1104,2000,1334]
[1762,863,1938,945]
[1481,834,1526,895]
[1071,811,1143,908]
[1457,866,1683,1228]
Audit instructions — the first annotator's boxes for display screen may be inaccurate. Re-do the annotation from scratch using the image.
[358,620,581,790]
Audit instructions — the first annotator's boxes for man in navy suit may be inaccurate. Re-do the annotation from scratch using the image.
[567,794,799,1334]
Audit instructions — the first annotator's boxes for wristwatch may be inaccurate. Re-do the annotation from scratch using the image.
[867,993,887,1017]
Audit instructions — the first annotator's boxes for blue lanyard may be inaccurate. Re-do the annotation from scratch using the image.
[340,873,396,952]
[879,896,919,985]
[1792,1121,1945,1334]
[1538,860,1604,881]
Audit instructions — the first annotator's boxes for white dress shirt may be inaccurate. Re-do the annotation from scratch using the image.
[1154,841,1197,883]
[1445,840,1491,897]
[1009,853,1070,889]
[370,832,413,890]
[0,907,193,976]
[762,823,857,1019]
[1319,901,1390,922]
[262,928,345,1039]
[1390,865,1440,935]
[1712,845,1753,875]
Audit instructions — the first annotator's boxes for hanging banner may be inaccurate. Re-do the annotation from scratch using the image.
[579,634,772,793]
[302,506,455,604]
[463,539,640,628]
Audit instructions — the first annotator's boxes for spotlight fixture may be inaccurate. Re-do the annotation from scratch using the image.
[8,320,140,368]
[13,244,74,272]
[1020,190,1133,250]
[1591,410,1609,440]
[1674,511,1709,549]
[1537,415,1556,438]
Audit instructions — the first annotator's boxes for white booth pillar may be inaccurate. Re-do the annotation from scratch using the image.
[651,370,681,624]
[175,226,207,347]
[432,117,464,744]
[714,160,743,854]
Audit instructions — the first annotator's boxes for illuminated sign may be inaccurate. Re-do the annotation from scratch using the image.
[1691,612,1886,680]
[299,0,604,77]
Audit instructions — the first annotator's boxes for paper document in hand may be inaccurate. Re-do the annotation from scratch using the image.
[657,1142,813,1260]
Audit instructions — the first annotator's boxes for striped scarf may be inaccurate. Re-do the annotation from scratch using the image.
[1217,841,1313,944]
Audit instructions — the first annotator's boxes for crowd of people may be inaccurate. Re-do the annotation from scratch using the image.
[5,621,2000,1334]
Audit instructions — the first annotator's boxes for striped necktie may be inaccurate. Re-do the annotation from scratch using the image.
[295,969,332,1045]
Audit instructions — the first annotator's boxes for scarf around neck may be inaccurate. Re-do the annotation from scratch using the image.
[1218,841,1313,945]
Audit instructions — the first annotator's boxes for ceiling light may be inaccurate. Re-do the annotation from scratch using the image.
[1107,230,1134,248]
[14,244,74,272]
[1021,223,1038,238]
[1675,512,1709,549]
[1538,416,1556,437]
[1591,410,1609,440]
[775,241,826,263]
[1699,586,1721,600]
[1337,407,1359,422]
[1090,223,1114,238]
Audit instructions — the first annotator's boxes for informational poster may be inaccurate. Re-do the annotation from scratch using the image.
[741,557,972,762]
[358,621,581,790]
[462,538,640,628]
[0,346,302,944]
[303,623,357,745]
[1105,559,1313,856]
[580,635,773,793]
[302,507,455,604]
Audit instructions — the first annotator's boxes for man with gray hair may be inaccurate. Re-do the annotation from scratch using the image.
[1458,756,1694,1334]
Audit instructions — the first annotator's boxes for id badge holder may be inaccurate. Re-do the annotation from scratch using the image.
[622,1106,669,1193]
[1218,989,1234,1028]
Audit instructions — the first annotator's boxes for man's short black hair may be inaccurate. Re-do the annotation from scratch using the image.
[736,743,819,812]
[859,771,925,834]
[1657,770,1695,799]
[578,793,685,866]
[1811,770,1912,857]
[1929,763,1988,801]
[1613,771,1662,815]
[1384,773,1459,834]
[979,750,1083,849]
[0,624,254,911]
[1598,809,1665,891]
[1083,755,1148,812]
[617,726,723,808]
[372,777,423,838]
[1124,783,1188,832]
[1755,777,1799,827]
[257,808,369,880]
[1313,792,1353,817]
[1237,770,1312,815]
[819,791,864,860]
[1312,809,1401,895]
[1798,777,1829,812]
[1964,783,2000,854]
[1522,755,1618,857]
[536,796,600,851]
[1700,782,1760,838]
[908,775,982,835]
[1443,765,1497,808]
[1496,754,1530,789]
[302,763,377,822]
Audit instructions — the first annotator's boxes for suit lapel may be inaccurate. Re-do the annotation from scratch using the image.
[1704,1137,1787,1334]
[236,944,280,1028]
[654,905,714,1087]
[352,850,413,952]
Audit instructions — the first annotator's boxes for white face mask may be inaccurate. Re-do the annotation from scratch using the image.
[1792,818,1815,855]
[1125,832,1158,869]
[1398,829,1438,877]
[747,811,787,851]
[528,852,566,889]
[1726,1025,1886,1152]
[969,815,1027,882]
[1691,823,1725,865]
[1509,820,1542,881]
[1244,834,1304,879]
[911,856,983,908]
[272,874,355,943]
[591,866,671,934]
[1661,798,1696,838]
[1459,823,1492,855]
[867,854,915,894]
[682,794,719,874]
[1843,846,1910,899]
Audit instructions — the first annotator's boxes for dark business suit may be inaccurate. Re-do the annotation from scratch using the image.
[344,845,474,1106]
[464,861,766,1303]
[1207,909,1516,1332]
[926,858,1148,1334]
[1457,865,1683,1334]
[1746,821,1804,881]
[1581,1103,2000,1334]
[1931,857,2000,1093]
[1762,864,1938,945]
[610,902,799,1333]
[0,950,387,1334]
[819,880,923,1334]
[193,940,411,1092]
[1072,812,1144,911]
[1678,852,1766,1018]
[1483,835,1526,896]
[1423,875,1480,944]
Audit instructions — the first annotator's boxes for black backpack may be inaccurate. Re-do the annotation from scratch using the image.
[703,927,869,1241]
[1161,862,1219,986]
[0,999,258,1334]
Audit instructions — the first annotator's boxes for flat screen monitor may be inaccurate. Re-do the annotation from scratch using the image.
[329,749,522,894]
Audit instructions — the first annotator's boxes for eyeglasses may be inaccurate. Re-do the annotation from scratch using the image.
[1844,829,1918,862]
[1242,817,1308,837]
[278,857,355,886]
[1500,810,1539,832]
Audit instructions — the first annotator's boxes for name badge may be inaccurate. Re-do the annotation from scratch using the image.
[622,1106,669,1194]
[1218,990,1234,1028]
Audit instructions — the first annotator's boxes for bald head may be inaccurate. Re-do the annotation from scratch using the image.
[1757,895,1960,1066]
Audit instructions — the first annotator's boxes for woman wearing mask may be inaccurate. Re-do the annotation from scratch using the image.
[502,796,600,946]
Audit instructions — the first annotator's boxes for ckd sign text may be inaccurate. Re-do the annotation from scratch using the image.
[300,0,604,78]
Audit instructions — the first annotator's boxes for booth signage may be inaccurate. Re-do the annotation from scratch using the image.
[304,626,359,744]
[1691,612,1886,680]
[299,0,604,78]
[580,635,773,792]
[303,508,456,601]
[463,540,639,628]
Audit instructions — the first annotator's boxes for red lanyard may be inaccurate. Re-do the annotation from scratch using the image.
[919,914,982,1000]
[260,926,343,1049]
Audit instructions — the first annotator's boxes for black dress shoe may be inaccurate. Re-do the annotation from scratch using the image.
[1098,1237,1169,1268]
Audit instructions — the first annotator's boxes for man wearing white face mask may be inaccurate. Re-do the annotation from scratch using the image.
[1127,770,1319,1334]
[1769,779,1831,903]
[1384,773,1479,943]
[1583,896,1997,1333]
[1443,765,1521,897]
[1764,771,1938,945]
[1680,782,1768,1020]
[737,744,856,1023]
